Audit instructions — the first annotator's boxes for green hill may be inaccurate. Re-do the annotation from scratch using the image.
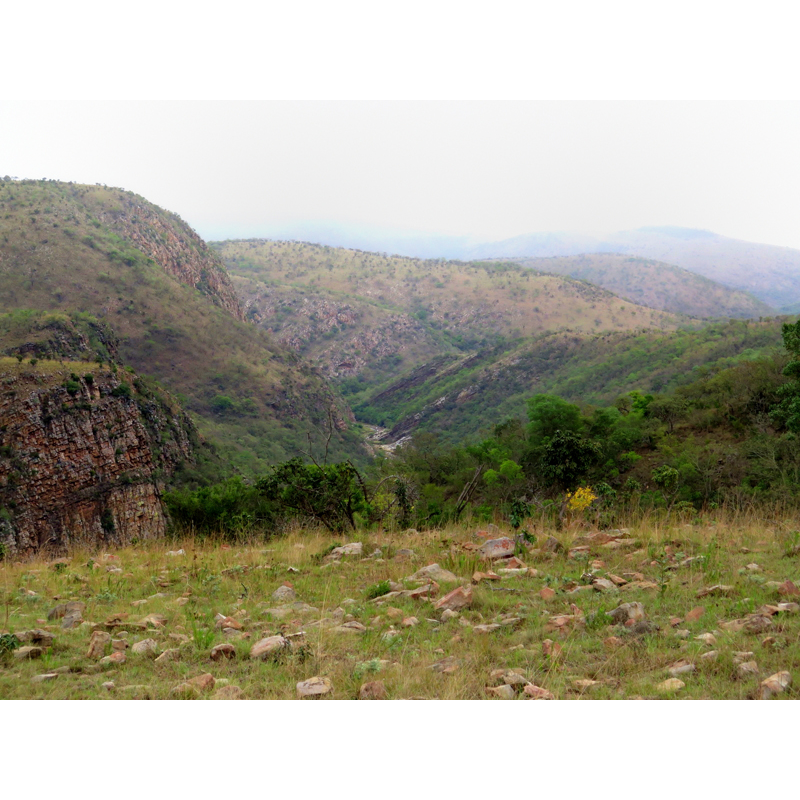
[213,239,687,402]
[507,253,774,319]
[0,180,365,476]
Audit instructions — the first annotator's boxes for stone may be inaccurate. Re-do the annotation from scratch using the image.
[171,682,199,698]
[440,609,460,622]
[401,617,419,628]
[14,629,54,647]
[328,542,363,559]
[657,678,685,693]
[696,584,735,598]
[166,549,185,556]
[668,659,696,677]
[473,624,502,634]
[778,580,800,597]
[14,646,43,660]
[272,584,297,602]
[523,683,555,700]
[188,673,216,692]
[101,651,127,666]
[393,549,416,561]
[332,621,367,634]
[544,536,564,553]
[406,583,440,601]
[211,643,236,661]
[737,661,760,677]
[607,602,645,625]
[86,630,112,660]
[758,671,791,699]
[131,638,159,657]
[592,578,618,593]
[213,685,244,700]
[572,679,602,691]
[489,669,530,687]
[407,564,459,584]
[743,614,773,634]
[699,650,718,661]
[539,587,556,601]
[685,606,705,622]
[31,673,58,683]
[434,585,473,612]
[478,537,516,560]
[694,632,716,646]
[154,648,181,663]
[358,680,387,700]
[472,571,501,583]
[297,676,333,698]
[112,639,129,652]
[429,656,461,674]
[47,601,84,621]
[250,635,289,659]
[215,615,243,631]
[140,614,167,628]
[486,684,516,699]
[102,681,115,691]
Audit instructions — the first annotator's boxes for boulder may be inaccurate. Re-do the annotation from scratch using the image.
[297,676,333,698]
[434,585,473,612]
[406,564,459,584]
[250,635,289,660]
[358,680,387,700]
[86,630,112,660]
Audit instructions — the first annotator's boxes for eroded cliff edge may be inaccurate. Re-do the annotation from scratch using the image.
[0,360,196,559]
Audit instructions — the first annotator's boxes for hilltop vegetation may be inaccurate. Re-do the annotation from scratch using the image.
[469,226,800,311]
[213,239,685,391]
[508,254,773,319]
[0,181,365,475]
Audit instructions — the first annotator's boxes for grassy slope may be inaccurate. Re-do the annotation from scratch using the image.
[214,240,686,394]
[0,181,365,475]
[1,516,799,700]
[356,318,789,443]
[509,254,774,319]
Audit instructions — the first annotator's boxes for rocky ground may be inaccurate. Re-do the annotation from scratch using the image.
[1,520,799,699]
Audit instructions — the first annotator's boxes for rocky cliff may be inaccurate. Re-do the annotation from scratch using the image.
[0,360,196,559]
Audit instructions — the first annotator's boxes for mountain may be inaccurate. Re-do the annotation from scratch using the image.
[505,254,774,319]
[0,180,365,475]
[468,227,800,310]
[213,239,687,402]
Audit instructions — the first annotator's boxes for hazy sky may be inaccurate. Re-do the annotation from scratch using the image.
[3,6,800,249]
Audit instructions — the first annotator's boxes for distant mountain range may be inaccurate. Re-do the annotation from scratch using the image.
[270,224,800,312]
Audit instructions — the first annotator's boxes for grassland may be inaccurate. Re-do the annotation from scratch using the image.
[2,510,798,700]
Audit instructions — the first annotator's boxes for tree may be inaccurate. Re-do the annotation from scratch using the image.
[540,431,601,491]
[526,394,582,444]
[772,319,800,432]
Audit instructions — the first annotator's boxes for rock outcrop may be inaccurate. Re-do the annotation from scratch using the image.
[0,362,195,558]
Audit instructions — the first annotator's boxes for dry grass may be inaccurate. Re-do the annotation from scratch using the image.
[2,512,800,700]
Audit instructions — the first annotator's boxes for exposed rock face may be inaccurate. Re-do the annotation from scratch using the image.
[93,191,244,321]
[0,365,195,558]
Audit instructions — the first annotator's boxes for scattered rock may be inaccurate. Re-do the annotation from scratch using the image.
[401,617,419,628]
[737,661,760,678]
[489,669,530,687]
[479,538,516,560]
[250,635,289,660]
[86,630,112,660]
[359,680,387,700]
[758,671,791,699]
[393,549,416,561]
[407,564,459,584]
[47,601,84,622]
[332,621,367,634]
[743,615,773,634]
[214,615,243,631]
[100,651,127,666]
[211,643,236,661]
[171,682,199,698]
[685,606,705,622]
[539,587,556,601]
[607,602,645,625]
[429,656,461,674]
[297,676,333,698]
[188,673,216,692]
[572,679,603,691]
[440,609,460,622]
[131,638,159,657]
[327,543,363,559]
[592,578,618,593]
[140,614,167,628]
[544,536,564,554]
[213,685,243,700]
[657,678,685,693]
[102,681,115,692]
[434,585,473,612]
[523,683,555,700]
[486,684,516,699]
[166,549,185,556]
[694,632,717,646]
[14,629,54,647]
[31,673,58,683]
[14,646,43,660]
[696,584,735,598]
[473,624,502,634]
[472,571,501,583]
[778,580,800,597]
[272,584,297,602]
[668,659,696,677]
[699,650,718,661]
[154,648,181,663]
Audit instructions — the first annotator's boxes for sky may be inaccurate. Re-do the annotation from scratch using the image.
[3,5,800,251]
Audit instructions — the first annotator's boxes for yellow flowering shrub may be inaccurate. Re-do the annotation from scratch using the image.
[565,486,598,513]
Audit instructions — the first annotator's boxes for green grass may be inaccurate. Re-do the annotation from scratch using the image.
[2,511,799,699]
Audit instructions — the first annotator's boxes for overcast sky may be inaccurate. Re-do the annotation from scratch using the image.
[3,4,800,250]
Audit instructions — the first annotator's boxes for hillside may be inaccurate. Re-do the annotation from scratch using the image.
[0,181,365,475]
[469,227,800,310]
[213,239,686,395]
[355,318,788,445]
[507,254,773,319]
